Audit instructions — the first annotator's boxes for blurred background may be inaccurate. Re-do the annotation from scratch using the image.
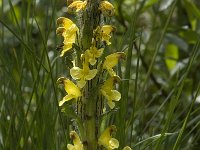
[1,0,200,149]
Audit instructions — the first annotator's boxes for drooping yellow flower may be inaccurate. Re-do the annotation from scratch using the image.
[123,146,133,150]
[95,25,115,45]
[101,76,121,109]
[67,131,84,150]
[99,1,115,16]
[103,52,126,76]
[56,17,78,56]
[98,125,119,150]
[57,77,81,106]
[70,61,97,88]
[68,1,87,12]
[85,46,104,65]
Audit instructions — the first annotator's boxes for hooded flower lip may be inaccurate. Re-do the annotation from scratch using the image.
[101,76,121,109]
[103,52,126,76]
[98,125,119,150]
[68,0,87,12]
[85,46,104,65]
[56,17,78,56]
[99,1,115,16]
[95,25,115,45]
[67,131,84,150]
[57,77,81,106]
[70,62,98,88]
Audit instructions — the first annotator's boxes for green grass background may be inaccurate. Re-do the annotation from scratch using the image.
[1,0,200,149]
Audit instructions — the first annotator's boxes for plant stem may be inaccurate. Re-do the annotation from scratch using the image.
[78,0,102,149]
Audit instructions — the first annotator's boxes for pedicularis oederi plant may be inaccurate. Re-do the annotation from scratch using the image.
[56,0,132,149]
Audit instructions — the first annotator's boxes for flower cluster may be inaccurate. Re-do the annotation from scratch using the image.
[56,0,132,149]
[56,1,123,110]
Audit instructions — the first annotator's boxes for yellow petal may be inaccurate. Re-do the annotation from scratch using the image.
[56,17,78,56]
[103,52,126,69]
[99,1,115,16]
[98,125,117,149]
[109,138,119,149]
[85,69,97,80]
[96,48,104,57]
[67,144,74,150]
[57,77,81,97]
[110,90,121,101]
[85,47,104,65]
[57,17,74,29]
[60,43,73,57]
[89,58,97,66]
[123,146,133,150]
[68,131,84,150]
[107,101,115,109]
[77,80,86,88]
[101,76,121,92]
[59,94,75,106]
[70,67,83,80]
[102,25,115,34]
[56,27,66,35]
[68,1,87,12]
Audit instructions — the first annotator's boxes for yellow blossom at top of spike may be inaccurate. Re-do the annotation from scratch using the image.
[57,77,81,106]
[101,76,121,109]
[99,1,115,16]
[95,25,115,45]
[123,146,133,150]
[70,61,97,88]
[68,1,87,13]
[103,52,126,76]
[67,131,84,150]
[98,125,119,150]
[85,46,104,65]
[56,17,78,56]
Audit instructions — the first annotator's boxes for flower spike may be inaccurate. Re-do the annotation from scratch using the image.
[57,77,81,106]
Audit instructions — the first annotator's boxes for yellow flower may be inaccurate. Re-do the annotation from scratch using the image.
[98,125,119,150]
[103,52,126,76]
[57,77,81,106]
[85,46,104,65]
[68,1,87,12]
[95,25,115,45]
[99,1,115,16]
[123,146,133,150]
[56,17,78,56]
[101,76,121,109]
[67,131,84,150]
[70,62,97,88]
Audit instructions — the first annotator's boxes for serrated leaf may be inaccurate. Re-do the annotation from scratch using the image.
[165,44,179,71]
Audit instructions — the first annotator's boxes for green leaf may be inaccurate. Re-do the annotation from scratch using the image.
[183,0,200,29]
[165,44,179,71]
[179,29,199,44]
